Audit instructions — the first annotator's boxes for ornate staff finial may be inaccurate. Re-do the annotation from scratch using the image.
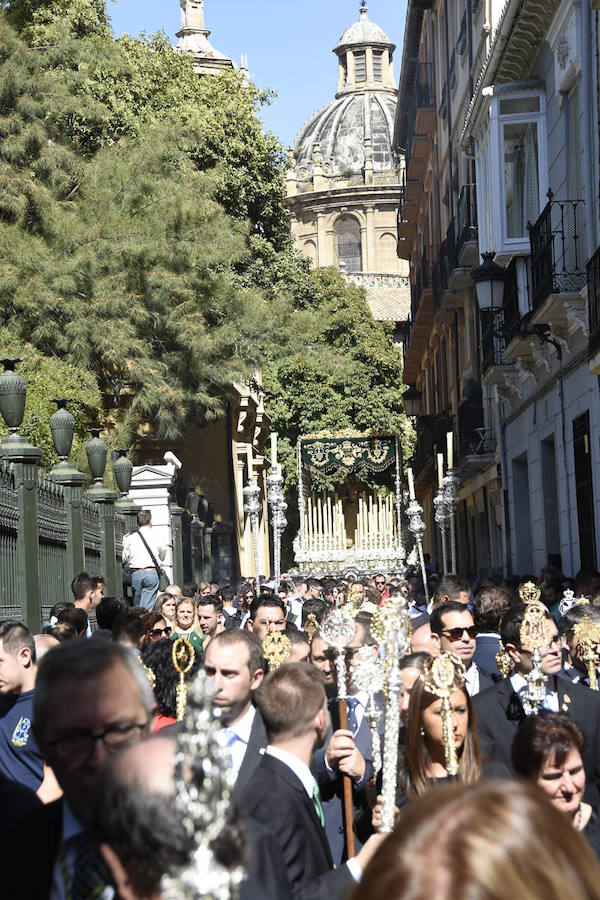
[495,641,513,678]
[519,581,542,604]
[262,622,292,671]
[172,638,196,721]
[304,613,319,642]
[519,601,551,715]
[573,615,600,691]
[352,646,384,773]
[421,653,466,777]
[162,669,243,899]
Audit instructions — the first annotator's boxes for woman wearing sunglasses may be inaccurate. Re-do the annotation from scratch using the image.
[140,612,172,648]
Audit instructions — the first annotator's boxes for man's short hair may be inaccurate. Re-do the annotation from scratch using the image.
[472,587,511,634]
[89,572,105,589]
[57,607,88,635]
[198,594,223,613]
[136,510,152,528]
[112,612,145,647]
[71,572,95,601]
[182,582,198,598]
[561,604,600,637]
[92,738,194,896]
[430,601,473,635]
[0,621,36,663]
[301,598,327,628]
[256,663,326,740]
[433,574,471,605]
[207,629,265,674]
[286,629,310,648]
[34,640,155,738]
[48,602,74,621]
[306,577,323,591]
[249,596,285,621]
[218,585,235,605]
[500,603,552,648]
[96,596,127,630]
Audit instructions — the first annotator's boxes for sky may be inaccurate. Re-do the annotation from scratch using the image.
[108,0,408,148]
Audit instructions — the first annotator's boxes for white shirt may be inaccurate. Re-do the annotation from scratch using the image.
[510,671,559,712]
[464,663,480,697]
[122,525,167,568]
[50,802,114,900]
[222,705,256,783]
[266,745,363,883]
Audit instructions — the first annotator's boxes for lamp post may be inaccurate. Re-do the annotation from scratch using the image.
[243,472,262,595]
[442,469,460,574]
[470,251,506,311]
[406,496,429,604]
[403,384,423,417]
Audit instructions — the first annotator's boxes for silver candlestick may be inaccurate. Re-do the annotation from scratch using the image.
[243,476,262,595]
[433,487,449,575]
[352,647,384,774]
[443,469,460,574]
[267,466,287,593]
[406,497,429,605]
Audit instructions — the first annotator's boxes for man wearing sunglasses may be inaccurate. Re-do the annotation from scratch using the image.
[430,601,496,696]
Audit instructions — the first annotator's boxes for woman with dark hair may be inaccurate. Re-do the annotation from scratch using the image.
[142,638,202,731]
[512,710,600,857]
[140,612,171,649]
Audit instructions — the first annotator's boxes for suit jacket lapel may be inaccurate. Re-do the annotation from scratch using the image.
[236,708,267,790]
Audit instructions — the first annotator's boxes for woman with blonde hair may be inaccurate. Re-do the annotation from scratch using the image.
[170,595,204,653]
[351,780,600,900]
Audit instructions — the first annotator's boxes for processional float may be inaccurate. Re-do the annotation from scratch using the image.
[293,432,405,576]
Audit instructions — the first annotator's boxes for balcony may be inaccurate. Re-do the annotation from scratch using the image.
[404,246,435,382]
[529,195,586,326]
[458,395,497,479]
[457,184,478,265]
[412,413,453,481]
[480,308,516,384]
[588,246,600,371]
[502,257,521,348]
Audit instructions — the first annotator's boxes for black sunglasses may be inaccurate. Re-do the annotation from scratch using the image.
[441,626,477,641]
[150,626,172,638]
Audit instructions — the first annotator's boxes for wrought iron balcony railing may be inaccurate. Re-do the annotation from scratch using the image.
[529,193,586,311]
[480,309,507,375]
[457,184,478,254]
[502,257,521,345]
[587,245,600,357]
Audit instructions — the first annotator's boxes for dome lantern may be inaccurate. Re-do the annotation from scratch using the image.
[334,3,396,97]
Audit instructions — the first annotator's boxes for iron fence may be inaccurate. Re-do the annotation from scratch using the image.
[529,195,586,310]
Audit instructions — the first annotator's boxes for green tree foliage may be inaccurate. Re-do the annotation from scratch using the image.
[0,18,284,445]
[0,330,103,470]
[262,266,411,492]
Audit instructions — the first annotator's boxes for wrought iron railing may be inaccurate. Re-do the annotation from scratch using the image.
[457,184,478,254]
[529,194,586,310]
[587,245,600,357]
[410,246,433,322]
[502,257,521,345]
[416,62,435,108]
[481,309,507,374]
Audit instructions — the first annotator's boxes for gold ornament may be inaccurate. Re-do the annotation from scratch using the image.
[172,637,196,721]
[519,581,542,605]
[495,642,513,678]
[519,601,551,715]
[304,613,319,642]
[139,657,156,691]
[573,615,600,691]
[262,622,292,671]
[421,653,466,777]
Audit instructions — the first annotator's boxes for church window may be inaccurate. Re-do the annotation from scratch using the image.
[373,50,383,81]
[355,51,366,82]
[335,216,362,273]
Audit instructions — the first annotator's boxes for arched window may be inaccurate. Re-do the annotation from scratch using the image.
[303,240,317,267]
[335,216,362,273]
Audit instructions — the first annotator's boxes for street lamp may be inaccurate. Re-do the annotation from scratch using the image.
[403,384,423,417]
[471,251,506,311]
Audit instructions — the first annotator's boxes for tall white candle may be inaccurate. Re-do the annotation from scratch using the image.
[407,467,415,500]
[446,431,454,470]
[437,453,444,488]
[270,432,277,468]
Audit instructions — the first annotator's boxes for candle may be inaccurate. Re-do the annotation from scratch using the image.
[270,432,277,468]
[247,445,254,479]
[326,495,332,551]
[437,453,444,488]
[446,431,454,470]
[407,467,415,500]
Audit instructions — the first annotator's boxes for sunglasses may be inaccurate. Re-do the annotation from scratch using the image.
[442,626,477,641]
[375,580,386,586]
[149,626,172,638]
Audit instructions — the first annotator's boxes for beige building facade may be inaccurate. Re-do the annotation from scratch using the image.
[286,5,410,325]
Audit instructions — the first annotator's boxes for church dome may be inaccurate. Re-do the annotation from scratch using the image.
[294,92,397,181]
[336,5,395,52]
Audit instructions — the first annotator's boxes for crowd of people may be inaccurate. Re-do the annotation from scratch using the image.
[2,512,600,898]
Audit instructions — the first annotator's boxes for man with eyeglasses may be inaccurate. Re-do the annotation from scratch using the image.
[430,601,496,696]
[473,603,600,802]
[4,640,155,899]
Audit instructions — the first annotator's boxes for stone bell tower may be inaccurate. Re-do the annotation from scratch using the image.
[176,0,235,76]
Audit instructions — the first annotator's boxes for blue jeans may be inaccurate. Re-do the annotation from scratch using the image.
[132,570,159,611]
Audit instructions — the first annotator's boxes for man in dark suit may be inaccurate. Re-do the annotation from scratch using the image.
[237,663,385,900]
[473,603,600,803]
[2,639,156,900]
[430,601,496,695]
[203,629,267,791]
[472,586,511,676]
[561,604,600,686]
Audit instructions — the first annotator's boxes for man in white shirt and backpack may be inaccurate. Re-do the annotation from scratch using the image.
[122,510,167,610]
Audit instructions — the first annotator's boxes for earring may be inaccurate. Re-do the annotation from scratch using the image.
[420,727,425,737]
